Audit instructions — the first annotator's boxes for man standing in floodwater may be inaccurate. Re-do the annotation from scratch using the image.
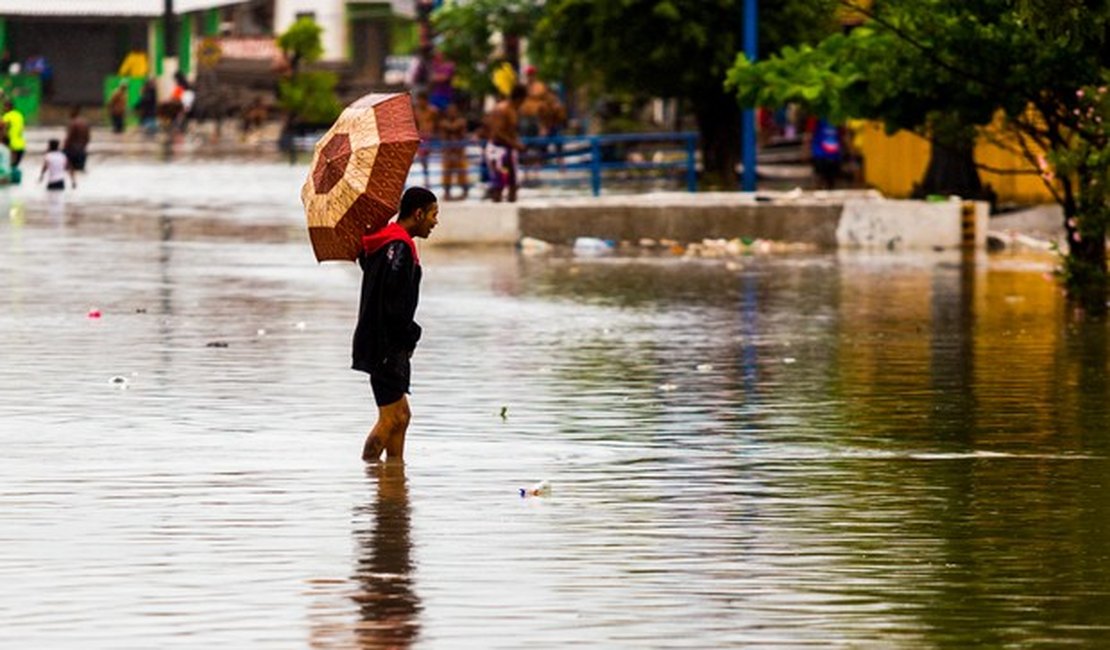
[2,100,26,168]
[485,84,526,202]
[352,187,439,462]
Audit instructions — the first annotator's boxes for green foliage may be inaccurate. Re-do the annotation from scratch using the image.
[536,0,838,100]
[276,18,340,125]
[277,17,325,68]
[278,71,342,125]
[433,0,545,96]
[728,1,1110,305]
[534,0,839,183]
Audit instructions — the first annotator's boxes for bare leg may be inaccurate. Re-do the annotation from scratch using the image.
[363,396,411,462]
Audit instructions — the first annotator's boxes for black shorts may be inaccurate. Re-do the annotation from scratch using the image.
[65,150,87,171]
[369,353,411,407]
[814,158,842,183]
[47,180,65,191]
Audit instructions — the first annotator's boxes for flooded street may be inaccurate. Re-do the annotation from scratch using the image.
[3,160,1110,648]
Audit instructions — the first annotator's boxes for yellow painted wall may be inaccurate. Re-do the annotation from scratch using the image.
[857,120,1056,204]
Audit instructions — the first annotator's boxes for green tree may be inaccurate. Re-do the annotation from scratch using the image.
[277,17,341,126]
[433,0,545,97]
[536,0,839,187]
[727,1,1110,312]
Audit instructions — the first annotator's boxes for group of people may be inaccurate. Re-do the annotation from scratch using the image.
[0,96,87,191]
[413,66,567,203]
[37,106,89,192]
[106,73,195,137]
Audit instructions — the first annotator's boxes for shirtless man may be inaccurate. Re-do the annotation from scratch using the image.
[484,84,526,202]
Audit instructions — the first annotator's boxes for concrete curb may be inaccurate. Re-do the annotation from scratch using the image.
[429,192,991,251]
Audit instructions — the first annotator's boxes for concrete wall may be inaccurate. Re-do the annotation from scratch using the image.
[427,193,991,251]
[519,202,843,248]
[428,202,519,246]
[837,199,964,250]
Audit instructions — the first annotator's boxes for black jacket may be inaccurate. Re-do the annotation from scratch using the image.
[352,225,422,374]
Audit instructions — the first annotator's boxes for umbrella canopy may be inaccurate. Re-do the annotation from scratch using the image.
[301,92,420,262]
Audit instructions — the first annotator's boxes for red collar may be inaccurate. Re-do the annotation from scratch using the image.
[361,222,419,264]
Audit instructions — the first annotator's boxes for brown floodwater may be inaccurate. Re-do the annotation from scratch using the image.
[2,162,1109,648]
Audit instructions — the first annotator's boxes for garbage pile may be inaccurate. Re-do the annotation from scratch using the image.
[519,236,818,258]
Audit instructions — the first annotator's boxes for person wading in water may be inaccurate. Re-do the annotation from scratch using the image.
[352,187,439,462]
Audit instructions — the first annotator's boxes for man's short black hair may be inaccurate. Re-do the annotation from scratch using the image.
[510,84,527,102]
[48,139,60,151]
[399,186,437,218]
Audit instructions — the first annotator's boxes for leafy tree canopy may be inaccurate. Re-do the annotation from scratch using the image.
[534,0,839,185]
[276,18,340,125]
[536,0,837,100]
[728,0,1110,310]
[277,17,325,69]
[433,0,545,96]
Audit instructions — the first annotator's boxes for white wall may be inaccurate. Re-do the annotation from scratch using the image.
[274,0,347,62]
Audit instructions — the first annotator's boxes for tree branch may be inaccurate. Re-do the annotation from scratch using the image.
[975,162,1040,176]
[837,0,1040,107]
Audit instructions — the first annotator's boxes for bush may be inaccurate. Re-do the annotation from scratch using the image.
[278,71,342,126]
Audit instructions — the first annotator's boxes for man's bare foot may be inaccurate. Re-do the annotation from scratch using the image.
[362,434,385,462]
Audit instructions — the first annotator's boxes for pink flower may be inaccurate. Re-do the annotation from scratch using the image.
[1077,89,1085,98]
[1072,231,1082,243]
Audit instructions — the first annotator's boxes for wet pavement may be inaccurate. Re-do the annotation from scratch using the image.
[3,159,1110,648]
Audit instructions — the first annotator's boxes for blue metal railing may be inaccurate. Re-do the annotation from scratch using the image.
[406,131,699,196]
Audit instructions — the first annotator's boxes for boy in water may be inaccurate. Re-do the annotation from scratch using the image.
[352,187,439,462]
[39,139,75,191]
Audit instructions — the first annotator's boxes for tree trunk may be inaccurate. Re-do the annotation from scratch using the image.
[1062,173,1109,316]
[691,87,740,189]
[912,135,993,203]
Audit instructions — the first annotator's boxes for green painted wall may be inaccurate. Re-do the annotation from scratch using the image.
[204,9,220,36]
[178,15,192,75]
[154,18,165,76]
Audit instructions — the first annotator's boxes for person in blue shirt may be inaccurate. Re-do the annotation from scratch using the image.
[808,118,844,190]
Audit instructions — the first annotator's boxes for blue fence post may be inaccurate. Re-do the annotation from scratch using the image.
[590,136,602,196]
[685,134,698,192]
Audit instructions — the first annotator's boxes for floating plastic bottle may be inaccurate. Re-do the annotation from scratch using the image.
[519,480,551,498]
[572,237,615,255]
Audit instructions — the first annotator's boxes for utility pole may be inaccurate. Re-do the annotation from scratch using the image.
[164,0,176,59]
[741,0,758,192]
[161,0,179,96]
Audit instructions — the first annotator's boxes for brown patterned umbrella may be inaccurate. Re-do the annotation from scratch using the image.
[301,92,420,261]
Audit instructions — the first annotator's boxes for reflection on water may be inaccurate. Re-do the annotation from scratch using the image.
[352,463,420,648]
[2,186,1110,647]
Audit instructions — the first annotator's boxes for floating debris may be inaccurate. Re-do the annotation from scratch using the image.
[294,321,307,331]
[696,363,714,372]
[659,383,678,392]
[499,406,508,420]
[87,308,102,319]
[206,341,229,348]
[519,237,553,254]
[108,376,129,389]
[783,357,797,364]
[520,480,551,498]
[573,237,615,255]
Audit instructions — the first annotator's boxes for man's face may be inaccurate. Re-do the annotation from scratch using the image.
[414,203,439,239]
